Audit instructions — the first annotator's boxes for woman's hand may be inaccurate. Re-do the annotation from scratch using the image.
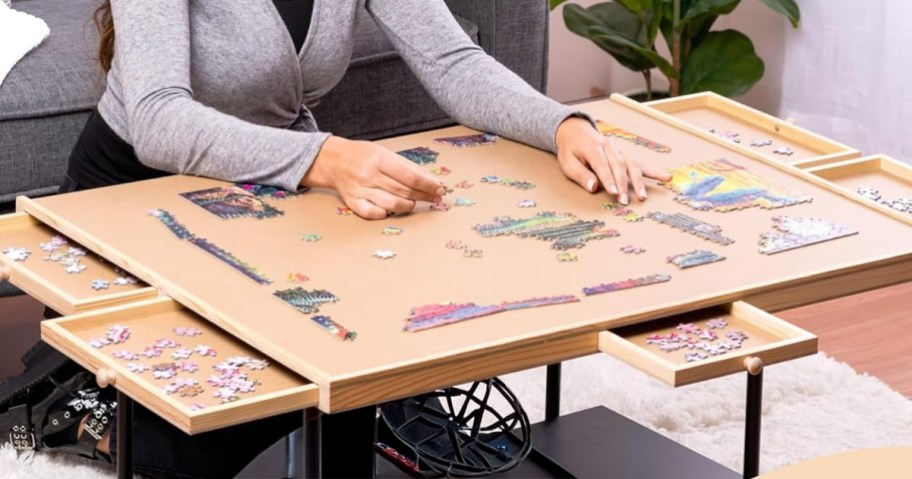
[555,117,672,204]
[302,136,445,219]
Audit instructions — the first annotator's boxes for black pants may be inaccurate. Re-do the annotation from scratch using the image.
[25,112,303,478]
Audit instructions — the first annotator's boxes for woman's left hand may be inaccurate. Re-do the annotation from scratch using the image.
[555,116,672,204]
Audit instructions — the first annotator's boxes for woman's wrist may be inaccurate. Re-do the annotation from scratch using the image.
[301,135,346,189]
[555,116,594,151]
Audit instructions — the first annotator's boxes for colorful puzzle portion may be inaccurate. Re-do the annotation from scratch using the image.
[596,120,672,153]
[647,212,735,245]
[273,288,354,340]
[758,216,858,255]
[403,295,580,332]
[149,209,272,285]
[273,288,339,315]
[397,147,439,165]
[474,211,619,250]
[180,186,284,220]
[666,250,726,269]
[235,183,297,200]
[582,274,672,296]
[662,159,812,212]
[434,133,497,148]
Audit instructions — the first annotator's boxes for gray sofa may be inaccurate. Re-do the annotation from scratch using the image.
[0,0,550,210]
[0,0,551,296]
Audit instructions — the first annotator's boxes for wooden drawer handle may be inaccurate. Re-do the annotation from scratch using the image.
[0,265,10,281]
[744,356,764,376]
[96,368,117,388]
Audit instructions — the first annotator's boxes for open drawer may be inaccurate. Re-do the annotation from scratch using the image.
[0,212,157,314]
[41,297,319,434]
[799,155,912,226]
[599,301,817,387]
[644,92,858,165]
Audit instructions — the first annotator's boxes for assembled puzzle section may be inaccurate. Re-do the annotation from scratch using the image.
[599,302,817,387]
[20,96,912,412]
[800,155,912,225]
[0,212,155,314]
[41,297,318,434]
[646,92,859,165]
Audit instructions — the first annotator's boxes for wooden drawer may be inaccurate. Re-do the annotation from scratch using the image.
[799,155,912,226]
[599,302,817,387]
[0,213,157,314]
[644,92,859,165]
[41,297,319,434]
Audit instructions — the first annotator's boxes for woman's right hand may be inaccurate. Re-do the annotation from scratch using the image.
[302,136,445,219]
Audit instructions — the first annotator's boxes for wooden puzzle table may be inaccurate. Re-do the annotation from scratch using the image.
[3,95,912,479]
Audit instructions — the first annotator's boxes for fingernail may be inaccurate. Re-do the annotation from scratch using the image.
[610,185,619,195]
[433,196,443,203]
[639,187,647,199]
[620,193,629,205]
[586,178,596,192]
[435,187,446,196]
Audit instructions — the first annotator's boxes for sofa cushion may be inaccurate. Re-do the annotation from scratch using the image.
[0,0,103,207]
[0,0,104,121]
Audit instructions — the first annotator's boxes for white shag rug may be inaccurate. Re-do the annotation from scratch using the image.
[2,352,911,478]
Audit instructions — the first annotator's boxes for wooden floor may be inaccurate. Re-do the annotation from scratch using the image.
[778,281,912,398]
[2,282,911,396]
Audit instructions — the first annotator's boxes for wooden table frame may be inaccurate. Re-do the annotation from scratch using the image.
[9,95,910,479]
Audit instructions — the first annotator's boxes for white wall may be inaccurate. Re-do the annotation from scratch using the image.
[547,1,788,115]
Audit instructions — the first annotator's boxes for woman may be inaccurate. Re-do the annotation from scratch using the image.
[1,0,670,477]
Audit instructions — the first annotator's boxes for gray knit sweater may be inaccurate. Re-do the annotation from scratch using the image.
[98,0,579,191]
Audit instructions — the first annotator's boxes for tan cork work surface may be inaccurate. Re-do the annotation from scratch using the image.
[20,97,912,412]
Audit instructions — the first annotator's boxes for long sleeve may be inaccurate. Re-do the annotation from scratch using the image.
[366,0,579,153]
[106,0,329,192]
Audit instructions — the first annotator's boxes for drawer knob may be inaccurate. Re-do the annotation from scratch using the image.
[96,368,117,388]
[0,265,10,281]
[743,356,764,375]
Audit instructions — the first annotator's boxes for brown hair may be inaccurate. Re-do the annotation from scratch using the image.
[94,0,115,72]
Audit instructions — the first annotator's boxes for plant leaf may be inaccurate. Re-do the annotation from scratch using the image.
[759,0,800,27]
[681,29,764,96]
[550,0,570,11]
[680,0,739,25]
[562,4,603,38]
[587,2,647,42]
[615,0,648,12]
[590,26,680,79]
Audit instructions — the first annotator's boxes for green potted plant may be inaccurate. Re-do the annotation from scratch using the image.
[551,0,800,100]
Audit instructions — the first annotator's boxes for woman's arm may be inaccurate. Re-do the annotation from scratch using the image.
[365,0,577,153]
[366,0,671,203]
[109,0,327,192]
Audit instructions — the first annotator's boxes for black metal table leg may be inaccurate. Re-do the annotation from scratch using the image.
[116,391,133,479]
[303,405,376,479]
[303,408,321,479]
[743,364,763,478]
[545,362,562,422]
